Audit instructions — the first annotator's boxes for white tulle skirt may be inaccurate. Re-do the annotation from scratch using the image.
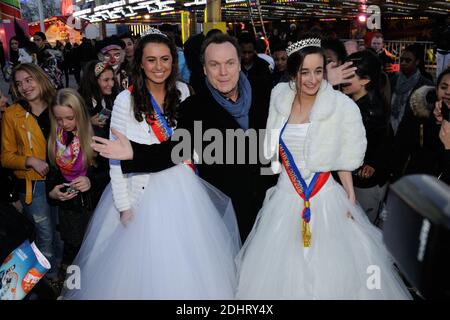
[235,174,412,300]
[61,164,241,300]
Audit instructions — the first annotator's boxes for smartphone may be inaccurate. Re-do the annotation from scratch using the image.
[61,182,78,194]
[98,108,111,122]
[441,101,449,121]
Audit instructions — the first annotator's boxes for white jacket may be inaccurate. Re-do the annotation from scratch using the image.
[109,82,190,212]
[264,80,367,179]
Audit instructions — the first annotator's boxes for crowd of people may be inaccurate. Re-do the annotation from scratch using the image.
[0,22,449,300]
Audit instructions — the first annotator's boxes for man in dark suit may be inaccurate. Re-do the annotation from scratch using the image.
[91,34,275,241]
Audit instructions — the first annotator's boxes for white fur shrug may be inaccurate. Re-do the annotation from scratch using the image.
[264,80,367,178]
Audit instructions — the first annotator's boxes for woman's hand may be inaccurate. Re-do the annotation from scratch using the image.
[90,128,133,160]
[70,176,91,193]
[49,184,78,201]
[326,61,357,86]
[91,113,106,128]
[358,164,375,179]
[25,157,49,177]
[12,200,23,213]
[434,101,443,124]
[120,209,134,227]
[338,171,356,206]
[439,120,450,150]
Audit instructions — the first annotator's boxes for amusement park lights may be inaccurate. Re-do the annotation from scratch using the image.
[73,0,176,22]
[358,14,367,23]
[184,0,245,6]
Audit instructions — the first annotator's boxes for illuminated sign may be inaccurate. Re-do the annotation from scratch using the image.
[73,0,176,22]
[184,0,245,5]
[183,0,206,6]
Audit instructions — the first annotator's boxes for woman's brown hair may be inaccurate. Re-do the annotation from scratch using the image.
[10,63,56,109]
[130,33,179,126]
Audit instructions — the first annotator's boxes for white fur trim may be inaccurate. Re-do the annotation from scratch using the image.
[265,80,367,173]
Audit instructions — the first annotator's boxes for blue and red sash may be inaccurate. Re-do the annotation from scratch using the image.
[128,86,198,174]
[279,122,330,247]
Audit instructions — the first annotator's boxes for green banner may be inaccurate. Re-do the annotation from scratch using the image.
[0,0,20,10]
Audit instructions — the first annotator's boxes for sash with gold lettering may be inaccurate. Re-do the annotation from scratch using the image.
[279,122,330,247]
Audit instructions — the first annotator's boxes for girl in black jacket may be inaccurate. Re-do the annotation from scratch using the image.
[46,89,100,268]
[342,50,392,224]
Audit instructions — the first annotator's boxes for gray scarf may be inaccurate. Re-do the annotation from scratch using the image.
[391,70,421,133]
[205,72,252,130]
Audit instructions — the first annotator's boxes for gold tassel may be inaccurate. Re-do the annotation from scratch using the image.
[302,220,311,247]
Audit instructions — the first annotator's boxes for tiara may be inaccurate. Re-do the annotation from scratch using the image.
[142,27,168,38]
[286,38,321,56]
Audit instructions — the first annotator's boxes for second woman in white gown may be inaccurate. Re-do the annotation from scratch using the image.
[235,36,412,300]
[61,28,240,300]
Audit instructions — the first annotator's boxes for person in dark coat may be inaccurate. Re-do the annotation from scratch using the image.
[391,67,450,182]
[90,34,275,241]
[62,42,73,88]
[370,32,396,74]
[0,40,6,79]
[342,50,392,223]
[8,37,20,67]
[390,45,434,135]
[238,32,271,79]
[271,44,289,87]
[238,32,273,129]
[78,37,96,72]
[439,121,450,185]
[33,32,63,89]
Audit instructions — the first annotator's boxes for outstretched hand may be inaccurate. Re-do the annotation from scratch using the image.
[90,128,134,160]
[434,100,444,124]
[326,61,357,86]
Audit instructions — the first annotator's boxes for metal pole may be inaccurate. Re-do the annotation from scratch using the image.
[246,0,257,37]
[255,0,269,54]
[37,0,45,32]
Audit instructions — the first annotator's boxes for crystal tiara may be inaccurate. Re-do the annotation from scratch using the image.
[286,38,322,56]
[142,27,168,38]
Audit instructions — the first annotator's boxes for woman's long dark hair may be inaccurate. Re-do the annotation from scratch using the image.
[131,33,179,125]
[9,36,19,65]
[78,60,118,114]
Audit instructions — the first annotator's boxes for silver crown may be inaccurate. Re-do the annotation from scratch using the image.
[286,38,321,56]
[142,27,168,38]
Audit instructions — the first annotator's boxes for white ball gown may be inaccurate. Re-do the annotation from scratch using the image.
[61,163,241,299]
[235,123,412,300]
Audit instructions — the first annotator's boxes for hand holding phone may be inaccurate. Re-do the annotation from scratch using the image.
[441,101,449,122]
[98,108,112,123]
[61,182,79,194]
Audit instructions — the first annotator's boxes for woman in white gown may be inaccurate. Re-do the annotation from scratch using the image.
[235,36,412,300]
[61,28,240,300]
